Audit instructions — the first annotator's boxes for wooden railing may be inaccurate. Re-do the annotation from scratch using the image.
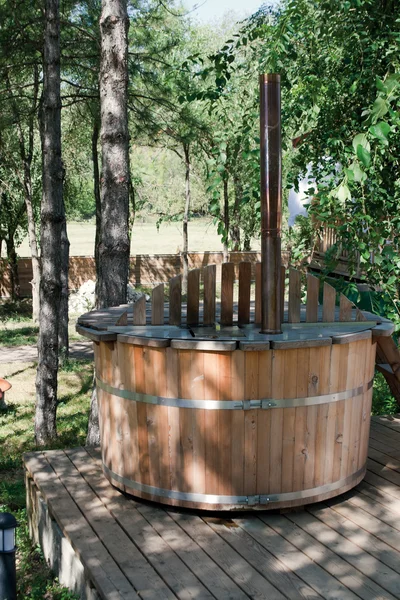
[125,262,356,327]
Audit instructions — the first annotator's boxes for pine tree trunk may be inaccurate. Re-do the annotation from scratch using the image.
[6,235,20,300]
[97,0,130,308]
[26,66,41,323]
[35,0,64,446]
[87,0,130,445]
[182,143,190,294]
[58,197,70,361]
[92,118,101,306]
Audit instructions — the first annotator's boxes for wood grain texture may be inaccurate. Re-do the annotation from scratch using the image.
[187,268,200,326]
[169,275,182,326]
[322,282,336,322]
[151,283,164,325]
[339,294,353,322]
[255,262,262,324]
[203,265,216,325]
[288,269,301,323]
[220,262,235,326]
[238,262,252,325]
[306,274,320,322]
[96,336,374,510]
[133,295,146,325]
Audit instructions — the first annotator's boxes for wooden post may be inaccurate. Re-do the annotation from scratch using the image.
[260,73,282,334]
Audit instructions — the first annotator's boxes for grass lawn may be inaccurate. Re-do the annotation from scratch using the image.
[15,217,261,257]
[0,299,82,347]
[0,358,92,599]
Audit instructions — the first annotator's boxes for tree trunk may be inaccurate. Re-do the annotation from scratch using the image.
[92,118,101,306]
[58,197,70,361]
[87,0,130,445]
[35,0,64,446]
[182,143,190,294]
[25,66,41,323]
[223,176,229,263]
[6,234,20,300]
[97,0,130,308]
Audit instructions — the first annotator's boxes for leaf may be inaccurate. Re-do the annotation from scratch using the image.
[369,121,390,145]
[352,133,370,153]
[356,145,371,168]
[353,162,367,183]
[371,97,389,120]
[337,184,351,203]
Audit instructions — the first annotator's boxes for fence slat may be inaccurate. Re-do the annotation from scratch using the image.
[220,262,235,326]
[169,275,182,325]
[280,265,286,324]
[133,295,146,325]
[187,269,200,326]
[203,265,216,325]
[322,282,336,322]
[151,284,164,325]
[339,294,353,322]
[238,262,251,325]
[288,268,301,323]
[306,273,320,322]
[255,262,261,324]
[356,308,367,322]
[115,311,128,326]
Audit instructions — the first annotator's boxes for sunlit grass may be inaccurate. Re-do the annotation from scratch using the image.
[0,358,92,599]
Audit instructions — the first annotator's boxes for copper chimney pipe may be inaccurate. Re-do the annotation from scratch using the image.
[259,73,282,334]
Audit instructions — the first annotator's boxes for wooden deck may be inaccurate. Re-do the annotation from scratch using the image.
[25,415,400,600]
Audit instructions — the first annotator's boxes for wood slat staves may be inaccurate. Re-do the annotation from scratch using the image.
[115,311,128,326]
[322,282,336,322]
[151,283,164,325]
[203,264,216,325]
[306,273,320,322]
[288,268,301,323]
[280,265,286,323]
[187,268,200,326]
[220,262,234,326]
[339,294,353,322]
[255,262,261,324]
[238,262,252,324]
[133,295,146,325]
[169,274,182,326]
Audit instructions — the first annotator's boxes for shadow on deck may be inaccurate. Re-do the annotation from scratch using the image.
[24,415,400,600]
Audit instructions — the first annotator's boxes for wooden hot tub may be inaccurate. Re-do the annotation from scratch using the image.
[78,74,391,510]
[77,266,391,511]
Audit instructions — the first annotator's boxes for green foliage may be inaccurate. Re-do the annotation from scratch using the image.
[0,299,33,323]
[0,356,92,599]
[372,372,398,416]
[0,326,38,346]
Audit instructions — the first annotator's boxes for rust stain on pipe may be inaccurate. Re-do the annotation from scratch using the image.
[260,73,282,334]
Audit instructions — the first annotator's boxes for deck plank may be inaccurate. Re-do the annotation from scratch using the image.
[65,448,214,600]
[45,449,175,600]
[322,496,400,563]
[24,416,400,600]
[261,511,399,599]
[169,512,286,599]
[236,516,359,600]
[204,517,323,600]
[24,452,139,600]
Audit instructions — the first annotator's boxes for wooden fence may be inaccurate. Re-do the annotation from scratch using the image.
[0,252,278,298]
